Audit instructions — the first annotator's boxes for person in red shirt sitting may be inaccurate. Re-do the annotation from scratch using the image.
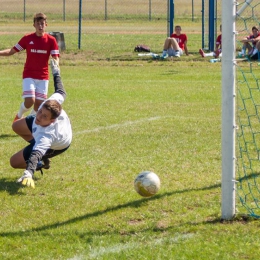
[0,13,59,122]
[199,24,222,58]
[161,25,189,58]
[240,26,260,59]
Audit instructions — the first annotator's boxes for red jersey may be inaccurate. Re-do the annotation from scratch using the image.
[170,33,188,50]
[13,33,59,80]
[216,34,222,48]
[247,32,260,46]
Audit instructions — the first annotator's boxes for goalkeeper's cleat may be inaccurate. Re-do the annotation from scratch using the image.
[50,59,60,76]
[36,158,50,175]
[43,158,50,169]
[17,170,35,188]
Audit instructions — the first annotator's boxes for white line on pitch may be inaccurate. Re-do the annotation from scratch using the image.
[67,233,194,259]
[0,116,168,144]
[74,116,168,135]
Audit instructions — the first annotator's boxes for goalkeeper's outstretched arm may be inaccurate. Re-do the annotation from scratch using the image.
[53,75,66,100]
[48,59,66,104]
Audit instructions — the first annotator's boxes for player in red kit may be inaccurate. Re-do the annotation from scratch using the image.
[199,25,222,58]
[161,25,189,58]
[240,26,260,59]
[0,13,59,122]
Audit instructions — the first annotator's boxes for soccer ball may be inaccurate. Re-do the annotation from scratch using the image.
[134,171,160,197]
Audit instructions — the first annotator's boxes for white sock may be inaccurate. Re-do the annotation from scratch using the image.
[252,48,258,56]
[204,52,214,57]
[162,50,167,55]
[17,102,30,118]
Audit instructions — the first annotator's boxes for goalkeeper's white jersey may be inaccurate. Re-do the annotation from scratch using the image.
[32,93,72,155]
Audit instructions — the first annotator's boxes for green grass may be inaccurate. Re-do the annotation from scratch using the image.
[0,20,259,260]
[0,18,202,51]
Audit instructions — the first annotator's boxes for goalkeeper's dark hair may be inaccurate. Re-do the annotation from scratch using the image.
[42,100,62,119]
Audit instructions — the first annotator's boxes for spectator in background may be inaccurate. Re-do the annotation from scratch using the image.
[0,13,59,122]
[199,24,222,58]
[161,25,189,58]
[240,26,260,59]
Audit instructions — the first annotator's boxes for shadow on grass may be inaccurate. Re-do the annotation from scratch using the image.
[0,182,221,237]
[0,178,23,195]
[0,134,17,139]
[237,171,260,182]
[108,51,203,62]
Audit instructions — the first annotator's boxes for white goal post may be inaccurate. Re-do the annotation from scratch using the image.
[221,0,236,220]
[236,0,253,16]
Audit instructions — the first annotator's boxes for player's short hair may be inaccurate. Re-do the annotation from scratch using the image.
[33,13,47,23]
[42,100,62,119]
[252,26,258,31]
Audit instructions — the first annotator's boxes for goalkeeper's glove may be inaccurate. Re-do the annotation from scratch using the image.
[17,170,35,188]
[50,58,60,76]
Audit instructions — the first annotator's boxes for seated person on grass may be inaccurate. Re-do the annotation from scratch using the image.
[161,25,189,58]
[240,26,260,59]
[199,24,222,58]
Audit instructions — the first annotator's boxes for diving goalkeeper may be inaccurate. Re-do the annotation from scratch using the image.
[10,60,72,188]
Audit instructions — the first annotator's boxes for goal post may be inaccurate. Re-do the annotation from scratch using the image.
[236,0,253,16]
[167,0,174,36]
[221,0,236,220]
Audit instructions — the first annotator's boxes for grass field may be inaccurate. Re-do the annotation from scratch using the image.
[1,15,260,259]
